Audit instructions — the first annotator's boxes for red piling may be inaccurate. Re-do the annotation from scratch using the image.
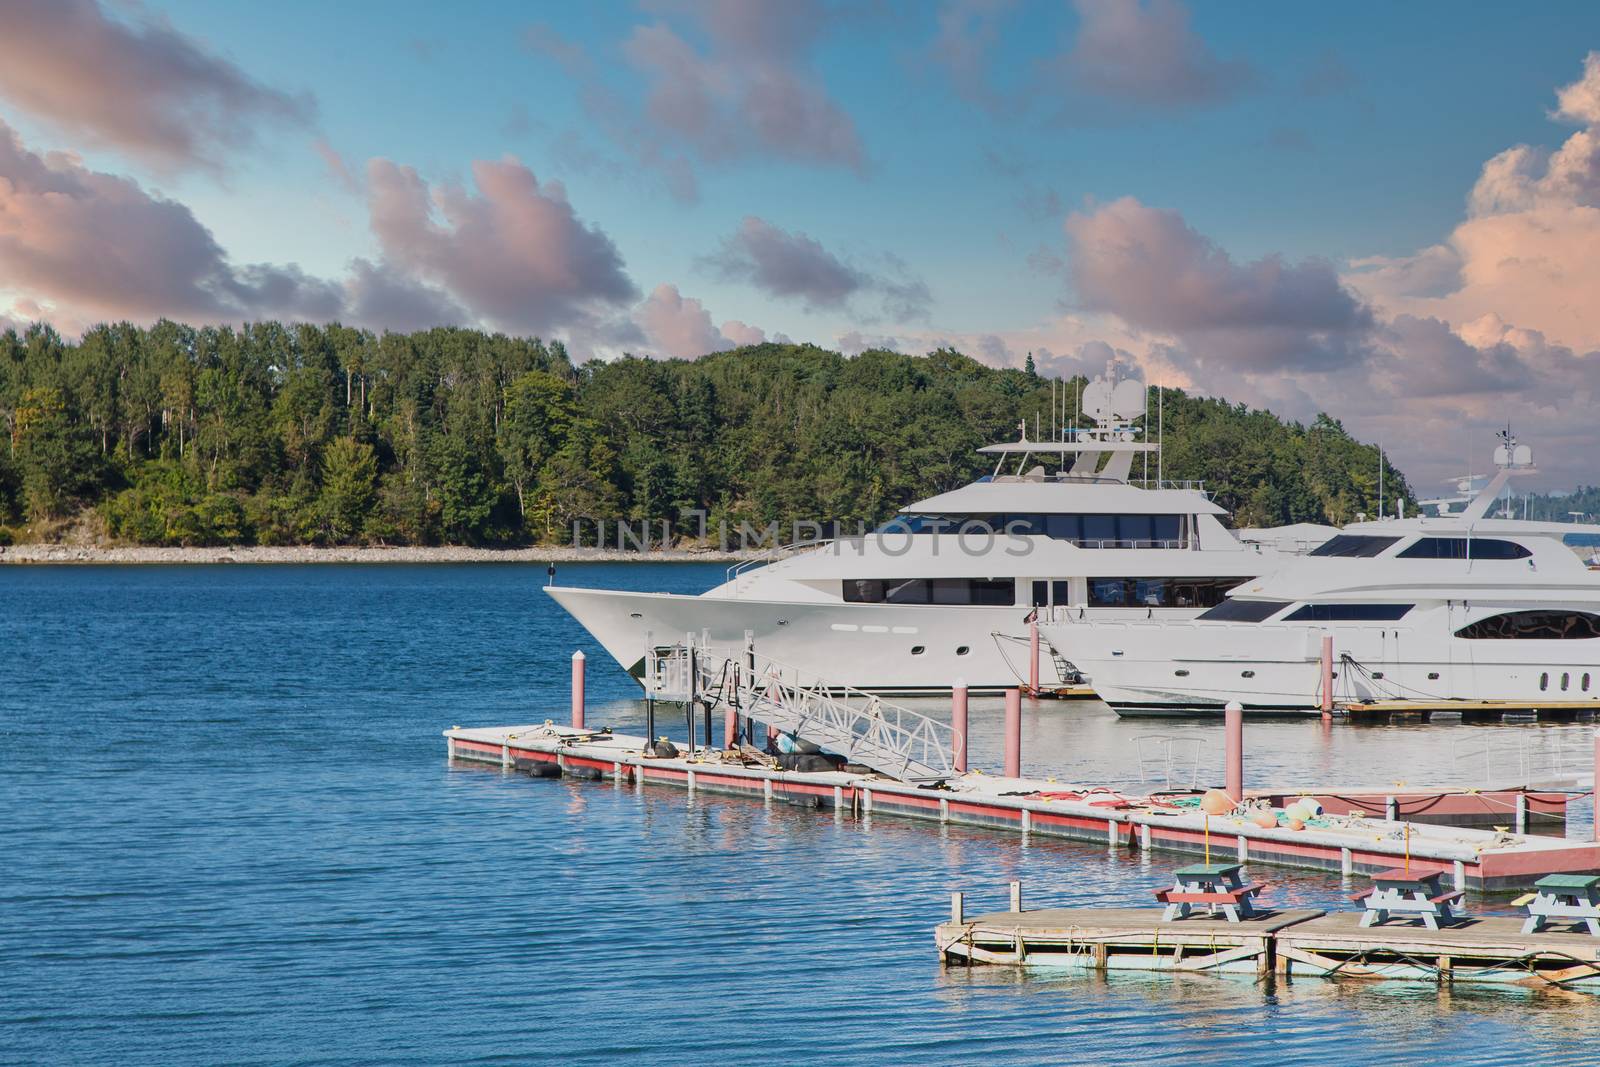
[951,680,969,773]
[1028,616,1041,697]
[1225,701,1244,802]
[1004,688,1022,778]
[571,650,586,730]
[1320,635,1334,720]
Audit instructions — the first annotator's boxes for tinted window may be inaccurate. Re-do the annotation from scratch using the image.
[1397,537,1531,560]
[1455,611,1600,640]
[1088,577,1241,609]
[1564,533,1600,549]
[1197,599,1292,622]
[1045,514,1082,540]
[1081,514,1117,542]
[1152,515,1183,543]
[1309,535,1400,557]
[1117,514,1154,543]
[1283,603,1414,622]
[842,578,1015,606]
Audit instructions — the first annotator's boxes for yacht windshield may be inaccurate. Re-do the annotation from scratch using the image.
[1196,599,1291,622]
[1308,535,1400,558]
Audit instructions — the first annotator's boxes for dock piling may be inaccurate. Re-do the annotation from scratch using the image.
[571,651,586,730]
[952,680,969,773]
[951,891,964,924]
[1225,701,1243,802]
[1320,636,1334,720]
[1009,880,1022,913]
[1594,728,1600,842]
[1004,688,1022,778]
[1028,616,1040,696]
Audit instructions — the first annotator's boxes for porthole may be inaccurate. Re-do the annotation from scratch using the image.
[1175,669,1190,677]
[910,645,925,656]
[1241,670,1255,678]
[1427,672,1440,680]
[955,646,970,656]
[1540,672,1549,691]
[1585,673,1592,692]
[1562,672,1571,691]
[1372,672,1385,680]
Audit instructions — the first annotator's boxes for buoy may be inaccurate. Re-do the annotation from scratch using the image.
[1284,802,1309,823]
[1288,818,1305,831]
[1200,789,1234,815]
[1252,811,1277,829]
[1295,796,1325,817]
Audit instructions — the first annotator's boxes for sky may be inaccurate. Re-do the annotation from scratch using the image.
[2,1,1600,491]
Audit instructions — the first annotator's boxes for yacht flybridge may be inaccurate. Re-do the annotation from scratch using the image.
[546,365,1306,694]
[1050,434,1600,715]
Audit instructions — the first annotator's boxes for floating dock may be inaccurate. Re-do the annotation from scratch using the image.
[937,889,1600,989]
[1342,699,1600,724]
[445,722,1600,890]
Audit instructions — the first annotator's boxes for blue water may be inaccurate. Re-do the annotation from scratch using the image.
[3,564,1598,1066]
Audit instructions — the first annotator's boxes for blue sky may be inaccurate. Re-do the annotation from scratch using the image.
[2,1,1600,486]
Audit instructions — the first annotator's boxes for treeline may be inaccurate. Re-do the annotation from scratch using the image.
[0,320,1409,546]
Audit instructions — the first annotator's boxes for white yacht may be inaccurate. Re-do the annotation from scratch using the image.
[547,366,1309,694]
[1049,435,1600,715]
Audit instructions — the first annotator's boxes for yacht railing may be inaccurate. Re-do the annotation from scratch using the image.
[1450,731,1594,789]
[724,538,833,587]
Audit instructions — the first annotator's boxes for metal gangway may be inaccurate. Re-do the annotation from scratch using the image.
[644,637,958,783]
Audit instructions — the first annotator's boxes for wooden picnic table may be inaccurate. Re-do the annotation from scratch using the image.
[1354,868,1464,931]
[1154,863,1268,923]
[1521,873,1600,936]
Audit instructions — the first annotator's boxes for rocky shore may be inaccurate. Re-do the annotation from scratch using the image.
[0,544,755,565]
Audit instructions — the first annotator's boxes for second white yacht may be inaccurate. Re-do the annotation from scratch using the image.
[1048,435,1600,715]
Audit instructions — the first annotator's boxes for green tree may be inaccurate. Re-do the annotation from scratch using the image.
[319,436,379,543]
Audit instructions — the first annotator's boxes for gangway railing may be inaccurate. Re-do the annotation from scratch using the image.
[1450,731,1594,789]
[645,638,958,782]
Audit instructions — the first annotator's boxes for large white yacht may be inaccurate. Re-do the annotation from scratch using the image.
[547,366,1310,693]
[1049,435,1600,715]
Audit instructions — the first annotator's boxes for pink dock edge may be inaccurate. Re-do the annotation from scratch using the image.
[445,724,1600,891]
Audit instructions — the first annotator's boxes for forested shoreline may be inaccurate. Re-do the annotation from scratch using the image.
[0,320,1410,547]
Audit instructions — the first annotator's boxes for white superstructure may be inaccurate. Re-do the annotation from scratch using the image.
[1050,435,1600,715]
[547,365,1311,693]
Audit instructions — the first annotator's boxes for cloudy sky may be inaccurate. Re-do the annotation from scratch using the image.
[3,1,1600,490]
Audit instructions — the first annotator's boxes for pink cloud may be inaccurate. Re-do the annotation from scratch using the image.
[1063,197,1371,369]
[0,0,311,171]
[0,119,338,324]
[634,283,737,357]
[343,258,466,334]
[705,216,931,321]
[366,156,638,337]
[314,138,359,194]
[1053,0,1255,111]
[719,319,766,346]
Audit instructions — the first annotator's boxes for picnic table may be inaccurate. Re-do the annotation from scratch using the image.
[1154,863,1268,923]
[1520,873,1600,936]
[1353,868,1464,931]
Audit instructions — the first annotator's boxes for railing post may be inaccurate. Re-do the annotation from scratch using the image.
[1028,616,1040,696]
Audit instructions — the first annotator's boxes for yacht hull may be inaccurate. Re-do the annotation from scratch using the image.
[546,586,1050,694]
[1046,617,1600,715]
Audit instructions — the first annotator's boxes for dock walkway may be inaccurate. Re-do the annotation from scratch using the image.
[445,722,1600,890]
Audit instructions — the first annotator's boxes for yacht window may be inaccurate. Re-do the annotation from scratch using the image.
[1308,535,1400,558]
[1541,672,1549,691]
[1564,533,1600,549]
[841,578,1015,606]
[1562,672,1571,691]
[1197,599,1292,623]
[1081,514,1117,543]
[1397,537,1531,560]
[1454,610,1600,640]
[1283,603,1414,622]
[1031,580,1047,607]
[1088,577,1242,608]
[1046,514,1081,540]
[1118,514,1154,544]
[1585,673,1592,692]
[1030,579,1071,607]
[1052,580,1070,604]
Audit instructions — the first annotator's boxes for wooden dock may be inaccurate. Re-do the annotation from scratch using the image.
[937,887,1600,989]
[1341,698,1600,724]
[445,723,1600,889]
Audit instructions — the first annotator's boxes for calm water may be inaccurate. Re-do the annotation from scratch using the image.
[3,563,1598,1066]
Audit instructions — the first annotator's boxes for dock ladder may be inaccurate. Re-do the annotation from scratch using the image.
[645,639,958,783]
